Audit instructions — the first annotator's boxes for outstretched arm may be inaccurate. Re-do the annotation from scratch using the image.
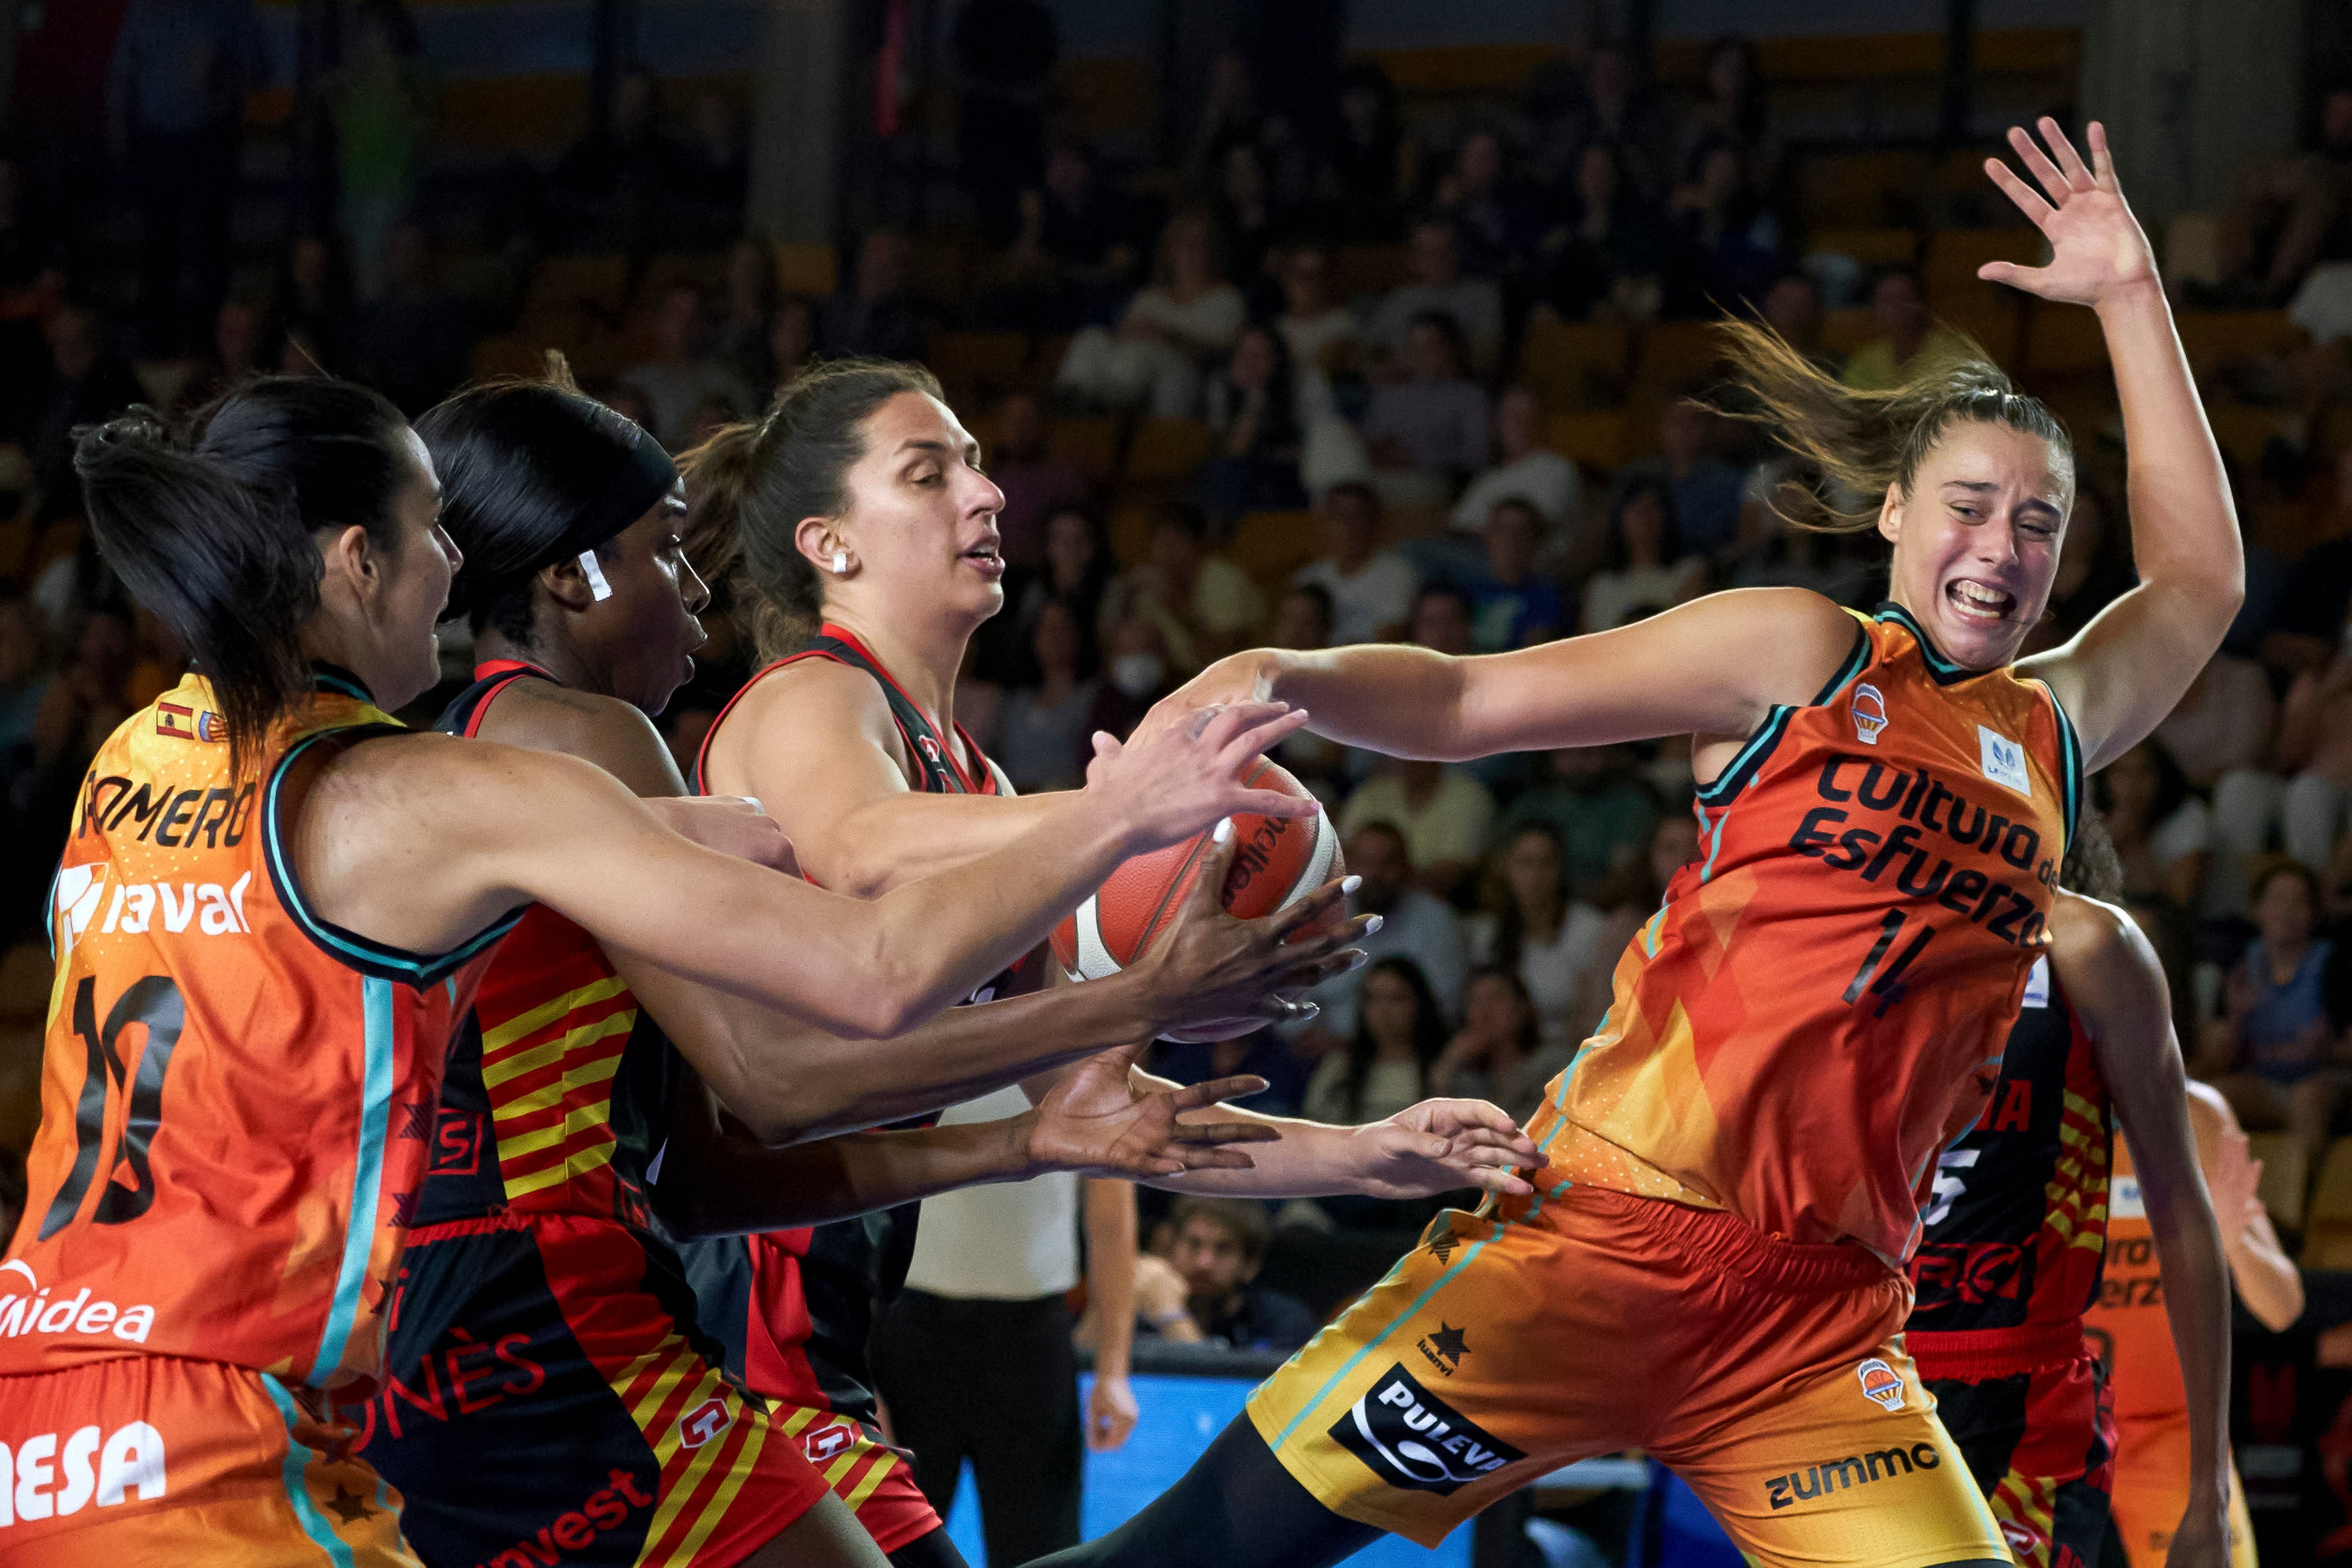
[2187,1083,2305,1333]
[1167,586,1861,764]
[1987,119,2244,771]
[2055,895,2233,1562]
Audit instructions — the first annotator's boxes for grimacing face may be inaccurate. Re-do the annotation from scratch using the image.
[1877,418,2071,672]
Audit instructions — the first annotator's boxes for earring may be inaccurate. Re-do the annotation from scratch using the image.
[833,550,848,575]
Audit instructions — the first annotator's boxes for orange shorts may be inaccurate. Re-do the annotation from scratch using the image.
[1246,1187,2007,1568]
[0,1353,418,1565]
[2106,1416,2256,1568]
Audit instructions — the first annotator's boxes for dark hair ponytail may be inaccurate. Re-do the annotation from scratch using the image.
[418,353,679,639]
[680,357,942,662]
[73,376,410,776]
[1714,318,2072,532]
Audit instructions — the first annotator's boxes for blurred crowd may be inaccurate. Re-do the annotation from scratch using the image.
[7,0,2352,1251]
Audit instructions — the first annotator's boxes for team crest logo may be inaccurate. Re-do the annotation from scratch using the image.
[917,734,944,769]
[805,1421,858,1463]
[1851,684,1888,746]
[677,1397,733,1450]
[1856,1358,1905,1412]
[2000,1520,2045,1557]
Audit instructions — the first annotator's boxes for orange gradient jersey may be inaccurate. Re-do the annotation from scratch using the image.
[1533,606,2083,1266]
[0,672,516,1394]
[2084,1138,2179,1424]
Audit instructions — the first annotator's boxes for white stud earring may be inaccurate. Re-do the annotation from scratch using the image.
[833,550,848,575]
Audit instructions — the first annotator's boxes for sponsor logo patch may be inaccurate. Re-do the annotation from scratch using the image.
[1856,1358,1906,1412]
[677,1397,733,1450]
[0,1261,156,1345]
[477,1470,655,1568]
[1979,726,2031,797]
[1328,1364,1524,1495]
[1763,1441,1940,1510]
[1415,1323,1468,1376]
[0,1420,166,1526]
[804,1420,858,1463]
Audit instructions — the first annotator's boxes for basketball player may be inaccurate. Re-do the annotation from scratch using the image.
[349,372,1365,1568]
[1,378,1327,1564]
[680,356,1546,1561]
[1909,815,2234,1568]
[1027,119,2247,1568]
[2090,1083,2302,1566]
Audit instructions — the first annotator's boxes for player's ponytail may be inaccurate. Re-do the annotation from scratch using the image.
[1716,318,2071,532]
[680,357,943,662]
[73,377,412,777]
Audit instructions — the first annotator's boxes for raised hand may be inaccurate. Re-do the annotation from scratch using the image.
[1085,700,1315,851]
[1128,819,1371,1040]
[1979,118,2157,307]
[1024,1046,1279,1179]
[1341,1098,1543,1200]
[643,795,800,875]
[2209,1129,2267,1238]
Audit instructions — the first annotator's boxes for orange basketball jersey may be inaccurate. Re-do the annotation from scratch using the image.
[1532,604,2083,1267]
[1,670,516,1395]
[2085,1137,2179,1424]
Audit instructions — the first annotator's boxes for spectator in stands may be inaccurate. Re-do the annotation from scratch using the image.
[983,502,1116,701]
[2096,739,2213,914]
[1320,62,1405,239]
[0,593,51,792]
[1760,270,1832,372]
[2258,645,2352,872]
[1364,219,1505,370]
[1841,266,1973,392]
[1031,138,1146,323]
[994,599,1099,792]
[176,298,273,416]
[1103,501,1265,675]
[1500,743,1663,896]
[1289,484,1411,644]
[1534,142,1670,325]
[272,236,350,375]
[1272,582,1331,652]
[950,0,1058,245]
[1676,36,1771,179]
[1361,312,1489,498]
[1466,823,1611,1050]
[1215,144,1291,313]
[1132,1198,1317,1352]
[1665,139,1783,315]
[712,240,777,391]
[28,302,144,524]
[1184,53,1270,193]
[1055,210,1245,417]
[544,65,668,254]
[347,224,471,415]
[1094,614,1174,736]
[617,282,757,450]
[1303,956,1447,1127]
[330,1,435,304]
[107,0,272,355]
[670,93,750,246]
[1148,1031,1311,1123]
[2223,85,2352,305]
[819,230,926,362]
[984,392,1089,570]
[2199,860,2347,1178]
[1465,499,1564,652]
[1273,245,1360,425]
[1295,820,1469,1046]
[1623,399,1748,559]
[1198,324,1307,528]
[1339,748,1494,906]
[1265,584,1351,801]
[1582,475,1704,632]
[1529,40,1672,202]
[1433,128,1542,282]
[1431,967,1557,1121]
[1451,385,1582,538]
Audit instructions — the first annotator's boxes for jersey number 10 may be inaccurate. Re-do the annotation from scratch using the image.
[38,975,185,1241]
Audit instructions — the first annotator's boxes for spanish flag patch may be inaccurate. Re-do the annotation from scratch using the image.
[156,701,226,742]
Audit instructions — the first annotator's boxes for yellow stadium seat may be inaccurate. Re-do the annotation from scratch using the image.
[1545,410,1628,470]
[1044,416,1120,480]
[2247,1131,2310,1235]
[773,242,838,299]
[2206,404,2291,471]
[1819,307,1880,356]
[924,331,1029,399]
[524,254,630,316]
[1926,228,2040,304]
[1797,151,1931,227]
[1630,321,1725,402]
[1520,317,1630,412]
[2022,306,2109,376]
[1109,507,1155,569]
[1124,418,1212,484]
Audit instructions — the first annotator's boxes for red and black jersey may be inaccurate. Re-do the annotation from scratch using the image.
[1906,955,2112,1369]
[683,624,1023,1424]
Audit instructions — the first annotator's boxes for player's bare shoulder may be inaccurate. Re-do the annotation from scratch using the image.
[706,651,905,785]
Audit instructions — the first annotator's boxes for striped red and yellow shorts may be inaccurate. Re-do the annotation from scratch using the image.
[347,1212,830,1568]
[1246,1186,2009,1568]
[0,1352,416,1565]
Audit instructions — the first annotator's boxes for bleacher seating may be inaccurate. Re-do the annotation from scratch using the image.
[2302,1138,2352,1270]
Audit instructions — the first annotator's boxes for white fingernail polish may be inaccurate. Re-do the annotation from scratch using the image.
[1213,817,1234,844]
[1365,915,1384,935]
[1341,875,1362,895]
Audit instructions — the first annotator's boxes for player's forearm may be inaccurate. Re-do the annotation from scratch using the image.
[2223,1228,2306,1332]
[2097,281,2243,618]
[657,1118,1040,1238]
[1196,646,1475,761]
[1142,1086,1369,1197]
[1085,1179,1139,1380]
[2142,1181,2236,1507]
[818,789,1076,899]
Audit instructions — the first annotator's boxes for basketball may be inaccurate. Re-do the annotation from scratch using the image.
[1051,758,1343,1036]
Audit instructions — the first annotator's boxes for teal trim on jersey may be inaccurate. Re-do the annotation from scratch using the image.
[1873,602,1977,686]
[1271,1236,1494,1453]
[309,669,373,704]
[1810,618,1873,706]
[1692,704,1792,807]
[2043,681,2084,850]
[261,1373,357,1568]
[262,727,519,986]
[1698,806,1729,884]
[310,978,394,1386]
